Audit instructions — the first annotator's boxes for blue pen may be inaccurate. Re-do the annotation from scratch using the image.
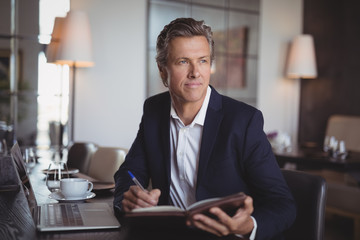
[128,170,147,192]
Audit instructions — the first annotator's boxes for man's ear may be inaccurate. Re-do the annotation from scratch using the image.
[158,64,168,86]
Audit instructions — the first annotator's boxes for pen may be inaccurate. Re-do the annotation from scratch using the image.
[127,170,147,192]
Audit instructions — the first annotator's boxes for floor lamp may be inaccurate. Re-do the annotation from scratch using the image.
[52,11,94,145]
[286,34,317,147]
[286,34,317,79]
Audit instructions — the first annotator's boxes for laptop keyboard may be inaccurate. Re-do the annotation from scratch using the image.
[43,204,84,227]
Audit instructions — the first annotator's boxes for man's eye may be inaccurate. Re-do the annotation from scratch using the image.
[200,59,207,63]
[179,60,187,64]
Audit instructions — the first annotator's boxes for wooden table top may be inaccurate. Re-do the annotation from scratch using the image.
[274,145,360,171]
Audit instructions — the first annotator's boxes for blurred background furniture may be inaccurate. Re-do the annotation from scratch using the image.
[48,121,65,149]
[277,114,360,240]
[275,146,360,171]
[87,146,127,183]
[281,169,327,240]
[319,114,360,240]
[325,115,360,152]
[304,168,360,240]
[66,142,98,174]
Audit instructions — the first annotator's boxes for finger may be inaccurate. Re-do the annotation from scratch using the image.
[125,186,153,208]
[209,207,245,234]
[148,189,161,205]
[122,198,139,212]
[130,186,161,206]
[150,189,161,199]
[191,213,230,236]
[243,196,254,214]
[226,197,255,235]
[210,205,255,235]
[191,214,223,236]
[233,196,253,218]
[122,196,152,211]
[209,207,232,224]
[136,188,160,206]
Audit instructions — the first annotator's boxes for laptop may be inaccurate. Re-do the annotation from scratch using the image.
[10,142,121,232]
[10,141,29,187]
[35,201,120,232]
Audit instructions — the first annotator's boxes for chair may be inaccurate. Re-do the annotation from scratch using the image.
[325,114,360,152]
[322,114,360,239]
[308,169,360,240]
[66,142,98,174]
[87,146,127,183]
[281,169,327,240]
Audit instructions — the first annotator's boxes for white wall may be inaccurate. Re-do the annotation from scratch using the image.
[257,0,303,144]
[71,0,147,149]
[71,0,303,149]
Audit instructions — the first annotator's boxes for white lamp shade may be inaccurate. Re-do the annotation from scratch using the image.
[55,10,94,67]
[46,17,65,63]
[286,34,317,79]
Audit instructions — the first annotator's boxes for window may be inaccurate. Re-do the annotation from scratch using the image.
[37,0,70,148]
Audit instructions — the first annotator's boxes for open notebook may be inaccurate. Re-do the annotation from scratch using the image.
[10,141,120,232]
[123,192,247,229]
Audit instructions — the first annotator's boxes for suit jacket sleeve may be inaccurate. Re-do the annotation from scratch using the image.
[195,90,296,240]
[113,92,171,212]
[241,110,296,240]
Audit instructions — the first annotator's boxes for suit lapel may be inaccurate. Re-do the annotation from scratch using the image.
[197,88,223,188]
[159,93,172,188]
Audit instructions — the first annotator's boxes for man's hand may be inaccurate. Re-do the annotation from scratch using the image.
[186,196,254,237]
[122,186,161,212]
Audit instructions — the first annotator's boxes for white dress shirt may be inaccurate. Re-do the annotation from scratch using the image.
[168,86,257,239]
[169,86,211,209]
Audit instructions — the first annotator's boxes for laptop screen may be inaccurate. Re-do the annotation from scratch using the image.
[10,142,30,188]
[9,142,38,220]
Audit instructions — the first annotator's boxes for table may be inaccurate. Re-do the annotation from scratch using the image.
[274,145,360,172]
[0,154,240,240]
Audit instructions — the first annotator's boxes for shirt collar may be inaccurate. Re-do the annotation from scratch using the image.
[170,86,212,127]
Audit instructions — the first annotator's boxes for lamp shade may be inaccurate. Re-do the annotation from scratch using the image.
[46,17,65,63]
[286,34,317,79]
[55,10,94,68]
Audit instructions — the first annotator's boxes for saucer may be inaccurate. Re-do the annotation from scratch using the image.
[93,181,115,194]
[49,191,96,202]
[42,168,80,175]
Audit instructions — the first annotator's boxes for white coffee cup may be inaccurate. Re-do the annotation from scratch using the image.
[60,178,93,199]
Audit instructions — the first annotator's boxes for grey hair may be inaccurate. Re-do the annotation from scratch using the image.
[156,18,215,86]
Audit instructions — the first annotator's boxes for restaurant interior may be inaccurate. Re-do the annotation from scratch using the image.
[1,0,360,239]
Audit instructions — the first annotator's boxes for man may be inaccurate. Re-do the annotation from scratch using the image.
[114,18,296,239]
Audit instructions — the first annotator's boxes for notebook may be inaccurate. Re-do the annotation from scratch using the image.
[10,141,121,232]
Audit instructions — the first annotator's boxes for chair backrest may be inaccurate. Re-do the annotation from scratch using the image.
[281,169,327,240]
[66,142,98,174]
[87,146,127,183]
[325,114,360,152]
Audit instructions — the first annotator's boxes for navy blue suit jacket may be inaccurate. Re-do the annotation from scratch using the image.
[114,87,296,240]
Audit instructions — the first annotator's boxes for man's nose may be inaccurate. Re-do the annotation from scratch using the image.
[188,63,200,79]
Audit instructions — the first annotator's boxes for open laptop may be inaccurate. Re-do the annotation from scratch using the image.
[10,142,121,232]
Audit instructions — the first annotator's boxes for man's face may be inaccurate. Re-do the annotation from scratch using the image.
[159,36,211,107]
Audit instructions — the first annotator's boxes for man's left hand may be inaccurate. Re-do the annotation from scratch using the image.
[186,196,254,237]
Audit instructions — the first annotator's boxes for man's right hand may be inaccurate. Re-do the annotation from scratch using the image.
[122,186,161,212]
